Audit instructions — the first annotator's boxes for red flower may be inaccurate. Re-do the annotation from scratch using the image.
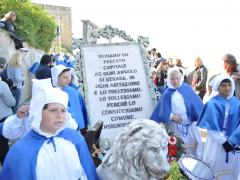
[168,136,177,145]
[168,145,177,156]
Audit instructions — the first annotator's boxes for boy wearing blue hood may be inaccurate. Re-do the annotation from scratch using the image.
[197,74,240,180]
[0,85,97,180]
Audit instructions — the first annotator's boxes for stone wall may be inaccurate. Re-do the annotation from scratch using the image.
[0,29,44,103]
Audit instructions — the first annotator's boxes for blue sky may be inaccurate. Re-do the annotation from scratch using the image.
[32,0,240,72]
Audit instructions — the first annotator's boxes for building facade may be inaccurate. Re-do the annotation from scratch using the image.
[35,3,72,51]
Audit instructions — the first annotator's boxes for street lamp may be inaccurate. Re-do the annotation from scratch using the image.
[57,7,62,53]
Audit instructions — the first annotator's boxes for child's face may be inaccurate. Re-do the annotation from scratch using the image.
[40,103,66,134]
[58,71,71,87]
[218,82,232,98]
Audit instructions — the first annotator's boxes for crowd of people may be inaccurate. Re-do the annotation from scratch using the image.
[0,10,240,180]
[0,50,172,179]
[149,47,240,179]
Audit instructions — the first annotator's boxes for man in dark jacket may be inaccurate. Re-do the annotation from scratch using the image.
[35,54,53,80]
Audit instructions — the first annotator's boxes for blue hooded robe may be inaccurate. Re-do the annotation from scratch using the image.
[196,74,240,179]
[0,128,98,180]
[197,95,240,145]
[62,86,89,129]
[150,83,204,124]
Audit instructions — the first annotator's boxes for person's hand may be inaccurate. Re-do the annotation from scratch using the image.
[171,115,182,123]
[16,105,30,118]
[91,144,102,157]
[222,141,234,152]
[92,148,102,157]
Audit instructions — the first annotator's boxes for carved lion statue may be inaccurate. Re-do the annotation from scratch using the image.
[97,119,170,180]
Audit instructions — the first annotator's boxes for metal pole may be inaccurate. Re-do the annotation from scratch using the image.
[57,7,61,53]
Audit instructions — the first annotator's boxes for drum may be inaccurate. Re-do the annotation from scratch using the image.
[178,155,215,180]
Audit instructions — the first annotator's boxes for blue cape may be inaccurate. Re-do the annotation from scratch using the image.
[150,83,204,124]
[62,86,89,129]
[0,123,3,136]
[229,122,240,145]
[69,82,79,90]
[197,95,240,145]
[28,62,40,74]
[0,128,98,180]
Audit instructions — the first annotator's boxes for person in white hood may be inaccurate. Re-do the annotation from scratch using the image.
[197,74,240,180]
[0,82,98,180]
[0,78,77,140]
[151,67,204,159]
[51,65,89,134]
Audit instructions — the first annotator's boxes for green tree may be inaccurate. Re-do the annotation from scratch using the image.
[0,0,57,51]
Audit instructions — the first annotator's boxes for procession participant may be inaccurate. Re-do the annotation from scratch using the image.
[151,67,203,159]
[0,85,97,180]
[197,74,240,180]
[51,65,89,135]
[0,78,77,140]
